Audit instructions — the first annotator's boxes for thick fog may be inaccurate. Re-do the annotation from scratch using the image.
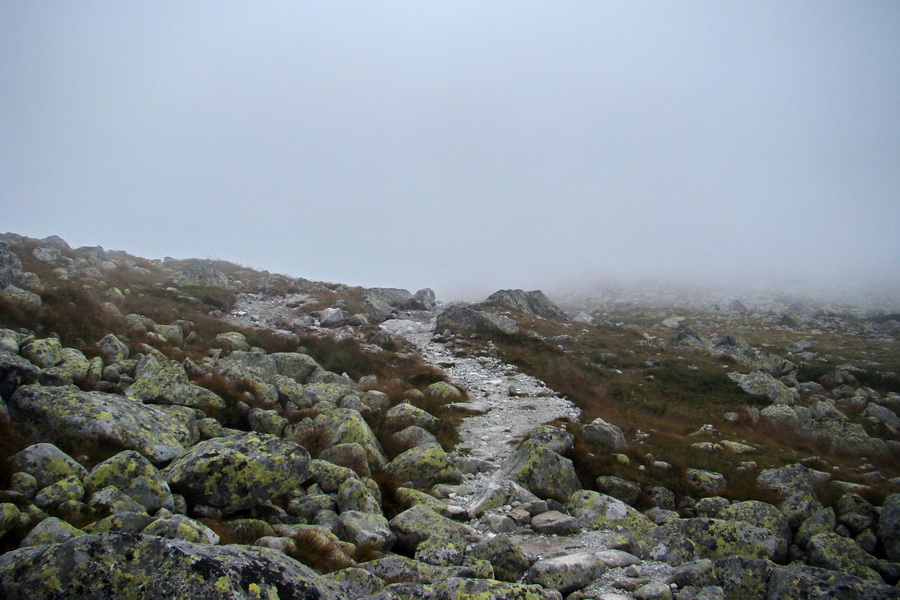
[2,2,899,301]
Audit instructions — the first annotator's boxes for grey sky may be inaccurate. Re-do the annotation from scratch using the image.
[2,2,899,300]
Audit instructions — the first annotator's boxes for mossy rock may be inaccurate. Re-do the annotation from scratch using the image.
[385,444,463,489]
[500,439,581,503]
[10,443,88,491]
[126,358,225,411]
[467,535,531,583]
[162,432,310,515]
[807,532,882,582]
[142,514,219,544]
[20,517,85,547]
[718,500,790,563]
[272,352,323,384]
[33,475,85,510]
[432,576,563,600]
[425,382,463,401]
[385,403,438,431]
[566,490,655,536]
[0,532,344,599]
[21,337,64,369]
[636,518,780,564]
[8,385,191,465]
[84,450,171,513]
[335,510,396,553]
[767,565,899,600]
[389,505,474,555]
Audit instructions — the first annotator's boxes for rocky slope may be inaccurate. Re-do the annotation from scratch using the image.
[0,233,898,599]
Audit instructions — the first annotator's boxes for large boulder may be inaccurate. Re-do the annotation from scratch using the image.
[729,370,797,405]
[389,505,474,555]
[8,385,191,465]
[84,450,171,514]
[273,352,324,384]
[878,493,900,562]
[525,552,606,595]
[0,242,22,288]
[795,401,887,456]
[499,439,581,503]
[126,358,225,411]
[385,443,463,489]
[757,463,823,528]
[635,518,781,564]
[566,490,655,536]
[9,443,88,490]
[435,305,518,336]
[806,532,882,581]
[479,289,568,321]
[718,500,790,563]
[0,532,343,599]
[162,432,310,514]
[0,353,40,400]
[582,418,626,453]
[173,263,229,288]
[666,325,714,353]
[432,577,562,600]
[767,565,899,600]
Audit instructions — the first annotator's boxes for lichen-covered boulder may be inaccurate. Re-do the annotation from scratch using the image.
[126,358,226,411]
[0,503,22,539]
[174,263,230,288]
[20,517,84,547]
[685,469,728,495]
[33,475,85,509]
[389,505,475,555]
[385,403,438,431]
[335,510,395,553]
[96,334,129,362]
[635,518,780,564]
[162,432,310,514]
[8,385,190,465]
[757,463,823,528]
[524,425,575,454]
[435,305,518,336]
[336,477,380,514]
[712,556,774,600]
[142,514,220,544]
[806,532,882,582]
[306,459,359,494]
[273,352,323,384]
[84,450,171,513]
[467,534,531,583]
[730,370,797,405]
[767,565,899,600]
[500,439,581,503]
[425,381,463,401]
[878,494,900,562]
[248,408,288,437]
[525,552,606,595]
[0,532,343,599]
[386,443,463,489]
[433,577,563,600]
[20,337,64,369]
[582,418,626,453]
[795,401,887,456]
[0,352,40,400]
[566,490,655,536]
[9,443,88,490]
[718,500,790,563]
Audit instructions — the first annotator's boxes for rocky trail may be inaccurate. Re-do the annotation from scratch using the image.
[231,295,678,595]
[382,314,676,597]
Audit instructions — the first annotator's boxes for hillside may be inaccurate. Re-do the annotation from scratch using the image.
[0,232,898,599]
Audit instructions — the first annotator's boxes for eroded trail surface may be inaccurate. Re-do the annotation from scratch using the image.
[381,315,580,467]
[383,314,675,596]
